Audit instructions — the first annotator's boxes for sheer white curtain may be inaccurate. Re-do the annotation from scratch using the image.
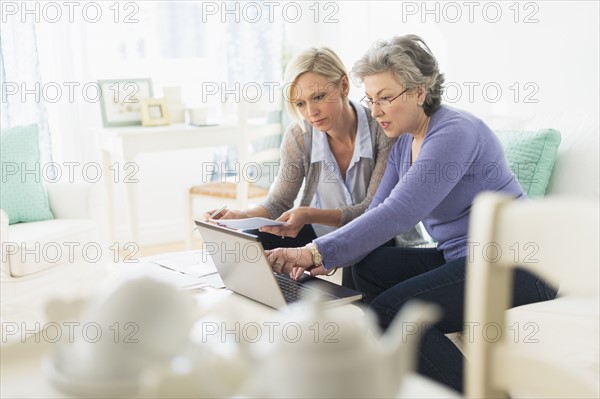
[217,1,285,180]
[27,1,284,167]
[0,18,53,165]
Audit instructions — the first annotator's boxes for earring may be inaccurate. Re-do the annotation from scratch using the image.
[417,102,423,107]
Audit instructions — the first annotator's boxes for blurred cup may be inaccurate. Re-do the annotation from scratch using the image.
[188,107,209,126]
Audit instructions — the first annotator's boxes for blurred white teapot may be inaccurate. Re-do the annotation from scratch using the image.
[246,295,441,398]
[44,277,199,396]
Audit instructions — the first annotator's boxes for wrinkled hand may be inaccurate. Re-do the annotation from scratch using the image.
[265,246,327,280]
[202,208,248,222]
[260,207,311,238]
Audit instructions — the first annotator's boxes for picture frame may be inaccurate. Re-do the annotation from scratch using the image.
[98,78,153,127]
[140,97,170,127]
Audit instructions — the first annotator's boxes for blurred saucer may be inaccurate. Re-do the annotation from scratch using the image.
[42,353,139,397]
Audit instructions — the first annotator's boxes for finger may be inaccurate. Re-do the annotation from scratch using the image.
[270,250,290,273]
[284,262,304,280]
[266,224,296,236]
[220,211,234,220]
[266,250,277,265]
[271,263,281,273]
[260,226,281,235]
[276,212,291,222]
[282,261,300,276]
[284,228,299,238]
[208,212,225,221]
[271,257,285,273]
[293,266,306,280]
[309,265,327,276]
[291,266,300,280]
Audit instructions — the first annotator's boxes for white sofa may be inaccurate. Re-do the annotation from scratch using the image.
[1,183,108,325]
[479,111,600,386]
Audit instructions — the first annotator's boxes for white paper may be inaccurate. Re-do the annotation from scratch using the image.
[106,260,208,288]
[214,217,287,230]
[147,250,217,278]
[111,250,226,289]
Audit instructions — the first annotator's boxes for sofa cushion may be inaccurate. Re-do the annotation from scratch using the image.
[5,219,97,277]
[495,129,561,198]
[0,124,54,224]
[505,296,599,379]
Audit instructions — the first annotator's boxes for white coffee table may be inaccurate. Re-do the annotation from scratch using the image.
[1,252,459,398]
[1,329,458,399]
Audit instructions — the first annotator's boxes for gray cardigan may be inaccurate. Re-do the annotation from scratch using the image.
[260,107,395,226]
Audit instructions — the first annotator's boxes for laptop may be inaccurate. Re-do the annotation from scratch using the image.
[195,221,363,309]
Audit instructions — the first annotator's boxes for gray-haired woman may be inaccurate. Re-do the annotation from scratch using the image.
[266,35,556,392]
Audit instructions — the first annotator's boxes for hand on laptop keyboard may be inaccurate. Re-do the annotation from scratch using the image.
[266,246,329,281]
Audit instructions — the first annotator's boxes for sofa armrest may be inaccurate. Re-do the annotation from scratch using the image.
[46,183,108,244]
[1,185,98,280]
[1,209,10,278]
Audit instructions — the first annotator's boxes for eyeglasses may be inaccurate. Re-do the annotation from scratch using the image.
[360,88,410,109]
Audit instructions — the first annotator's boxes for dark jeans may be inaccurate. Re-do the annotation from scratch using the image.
[247,224,317,250]
[352,246,557,393]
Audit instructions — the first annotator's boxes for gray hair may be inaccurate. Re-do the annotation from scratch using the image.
[283,47,348,121]
[351,35,445,116]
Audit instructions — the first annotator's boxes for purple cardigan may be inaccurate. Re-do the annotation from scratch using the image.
[314,105,525,269]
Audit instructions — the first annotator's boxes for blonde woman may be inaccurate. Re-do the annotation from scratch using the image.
[204,47,423,287]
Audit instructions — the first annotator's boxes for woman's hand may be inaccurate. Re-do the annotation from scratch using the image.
[260,207,311,238]
[202,208,248,221]
[265,246,327,280]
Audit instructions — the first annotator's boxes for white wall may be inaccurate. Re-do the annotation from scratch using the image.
[34,1,598,245]
[128,1,600,244]
[288,1,599,121]
[286,0,600,200]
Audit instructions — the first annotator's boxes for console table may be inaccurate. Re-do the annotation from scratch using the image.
[96,123,241,243]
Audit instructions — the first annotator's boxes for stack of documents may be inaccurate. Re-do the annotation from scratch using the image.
[108,250,224,291]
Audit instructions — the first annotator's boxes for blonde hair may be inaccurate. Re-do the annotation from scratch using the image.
[283,47,348,121]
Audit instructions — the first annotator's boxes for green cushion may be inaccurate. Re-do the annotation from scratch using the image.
[1,124,54,224]
[495,129,561,198]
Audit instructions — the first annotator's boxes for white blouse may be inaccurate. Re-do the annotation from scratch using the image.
[309,100,374,237]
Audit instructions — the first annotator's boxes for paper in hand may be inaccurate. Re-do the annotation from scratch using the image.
[214,217,287,230]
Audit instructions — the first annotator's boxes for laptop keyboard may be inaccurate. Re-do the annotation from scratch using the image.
[274,273,336,303]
